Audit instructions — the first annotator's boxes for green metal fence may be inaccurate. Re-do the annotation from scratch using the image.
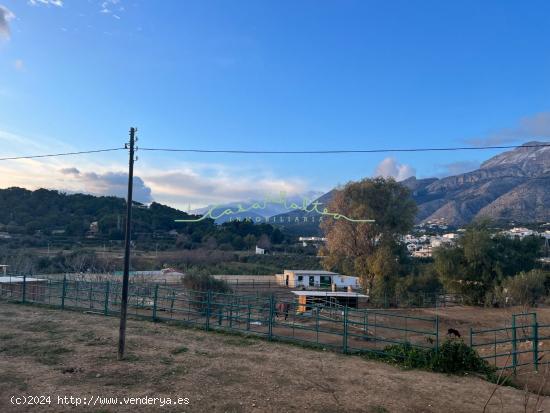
[470,312,550,372]
[0,275,439,357]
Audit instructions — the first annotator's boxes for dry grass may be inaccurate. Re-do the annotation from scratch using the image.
[0,301,549,412]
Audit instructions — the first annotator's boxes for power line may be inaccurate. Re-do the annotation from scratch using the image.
[0,143,549,161]
[0,148,125,162]
[139,142,550,154]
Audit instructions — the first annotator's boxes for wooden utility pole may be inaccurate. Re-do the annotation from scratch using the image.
[118,127,136,360]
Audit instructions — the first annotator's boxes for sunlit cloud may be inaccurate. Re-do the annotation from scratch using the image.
[374,157,416,181]
[0,5,15,39]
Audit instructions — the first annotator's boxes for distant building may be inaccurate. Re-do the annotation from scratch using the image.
[412,247,433,258]
[276,270,359,290]
[298,236,327,247]
[501,227,537,240]
[255,246,265,255]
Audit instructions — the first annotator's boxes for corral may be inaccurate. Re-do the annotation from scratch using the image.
[0,301,548,412]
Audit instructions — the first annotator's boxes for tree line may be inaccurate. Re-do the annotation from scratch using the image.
[321,177,548,306]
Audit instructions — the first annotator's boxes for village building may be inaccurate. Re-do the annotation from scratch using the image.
[276,270,360,290]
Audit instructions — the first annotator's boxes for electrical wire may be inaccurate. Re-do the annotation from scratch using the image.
[0,148,125,162]
[139,142,550,154]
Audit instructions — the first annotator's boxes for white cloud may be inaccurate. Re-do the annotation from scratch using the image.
[100,0,122,15]
[28,0,63,7]
[62,169,153,203]
[144,166,311,210]
[466,112,550,146]
[374,157,416,181]
[0,6,15,39]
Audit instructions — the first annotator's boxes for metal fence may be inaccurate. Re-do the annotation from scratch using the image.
[470,312,550,372]
[0,275,439,356]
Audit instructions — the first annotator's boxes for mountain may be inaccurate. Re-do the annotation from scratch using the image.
[413,141,550,225]
[271,141,550,232]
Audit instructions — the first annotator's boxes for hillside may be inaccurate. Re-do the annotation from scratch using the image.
[0,188,286,250]
[272,141,550,232]
[409,141,550,225]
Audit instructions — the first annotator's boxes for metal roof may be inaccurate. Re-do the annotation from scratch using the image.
[0,277,46,283]
[291,291,368,297]
[284,270,339,275]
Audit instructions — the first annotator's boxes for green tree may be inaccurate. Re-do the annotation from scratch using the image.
[320,177,417,296]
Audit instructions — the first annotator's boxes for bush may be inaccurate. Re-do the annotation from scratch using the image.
[383,342,430,369]
[498,269,547,306]
[182,272,231,293]
[380,339,494,377]
[430,339,492,374]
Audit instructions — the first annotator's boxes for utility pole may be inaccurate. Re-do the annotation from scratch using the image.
[118,127,137,360]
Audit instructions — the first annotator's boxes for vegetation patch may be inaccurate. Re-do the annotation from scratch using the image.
[170,345,189,355]
[363,339,497,380]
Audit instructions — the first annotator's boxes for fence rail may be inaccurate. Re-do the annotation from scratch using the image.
[0,275,438,357]
[470,312,550,372]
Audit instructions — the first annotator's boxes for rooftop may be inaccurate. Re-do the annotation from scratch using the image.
[0,277,46,283]
[284,270,339,275]
[291,291,368,298]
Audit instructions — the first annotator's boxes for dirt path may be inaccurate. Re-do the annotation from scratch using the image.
[0,301,547,412]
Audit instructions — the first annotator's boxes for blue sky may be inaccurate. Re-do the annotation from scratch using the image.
[0,0,549,209]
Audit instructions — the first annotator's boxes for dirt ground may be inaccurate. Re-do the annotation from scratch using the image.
[0,302,549,413]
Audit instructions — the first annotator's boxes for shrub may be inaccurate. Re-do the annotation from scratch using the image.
[499,269,547,306]
[378,339,494,377]
[182,272,232,293]
[429,339,492,374]
[383,342,430,369]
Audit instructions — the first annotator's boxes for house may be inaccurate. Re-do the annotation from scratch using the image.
[501,227,536,240]
[276,270,360,290]
[255,246,265,255]
[298,237,327,247]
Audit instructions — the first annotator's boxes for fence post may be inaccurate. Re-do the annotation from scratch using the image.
[268,295,274,341]
[247,304,251,331]
[104,281,110,316]
[205,291,211,331]
[435,315,439,353]
[469,327,473,347]
[22,274,27,304]
[61,275,67,310]
[152,284,159,321]
[343,306,349,354]
[533,313,539,372]
[512,315,517,374]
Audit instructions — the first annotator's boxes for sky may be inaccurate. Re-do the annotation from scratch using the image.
[1,0,550,210]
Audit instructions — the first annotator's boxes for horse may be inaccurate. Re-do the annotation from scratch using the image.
[447,328,461,338]
[275,302,290,321]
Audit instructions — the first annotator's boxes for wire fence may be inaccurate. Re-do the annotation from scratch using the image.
[0,275,439,356]
[470,312,550,372]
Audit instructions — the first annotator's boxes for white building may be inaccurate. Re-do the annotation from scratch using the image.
[276,270,360,290]
[501,227,537,240]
